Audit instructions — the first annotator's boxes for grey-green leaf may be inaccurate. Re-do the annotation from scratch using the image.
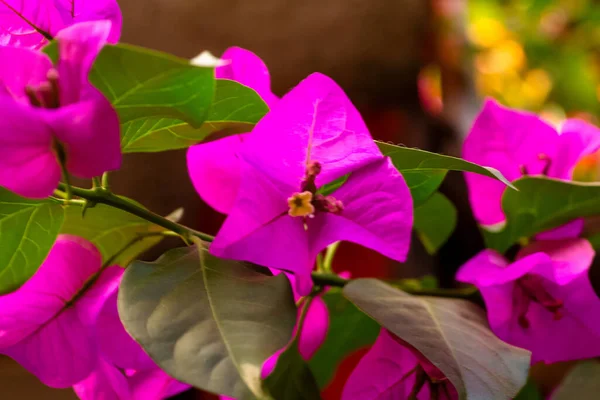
[344,279,531,400]
[378,142,513,206]
[60,204,166,266]
[483,177,600,253]
[263,343,323,400]
[309,289,380,388]
[0,188,64,293]
[414,192,457,254]
[552,361,600,400]
[120,79,269,153]
[118,246,297,399]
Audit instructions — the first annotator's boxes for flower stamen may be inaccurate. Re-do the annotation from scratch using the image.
[287,191,315,217]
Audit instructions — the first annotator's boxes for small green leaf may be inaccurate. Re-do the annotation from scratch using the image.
[484,177,600,253]
[414,192,457,254]
[309,289,380,388]
[60,204,167,266]
[552,361,600,400]
[378,142,513,206]
[120,79,269,153]
[0,188,64,294]
[317,175,350,197]
[403,170,447,207]
[344,279,531,400]
[118,246,296,399]
[263,342,322,400]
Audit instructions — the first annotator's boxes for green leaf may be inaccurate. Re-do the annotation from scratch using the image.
[483,177,600,253]
[514,380,542,400]
[552,361,600,400]
[44,42,216,132]
[60,204,168,266]
[263,342,322,400]
[118,246,297,399]
[0,188,64,294]
[120,79,269,153]
[343,279,531,400]
[378,142,514,206]
[414,192,457,254]
[317,175,350,197]
[309,289,380,388]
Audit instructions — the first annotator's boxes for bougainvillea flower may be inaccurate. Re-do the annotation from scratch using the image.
[0,235,121,388]
[463,99,600,226]
[0,20,120,198]
[74,286,190,400]
[210,73,413,294]
[187,46,277,214]
[0,0,121,49]
[342,329,458,399]
[457,238,600,364]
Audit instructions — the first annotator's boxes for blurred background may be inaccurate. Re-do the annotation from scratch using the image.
[3,0,600,398]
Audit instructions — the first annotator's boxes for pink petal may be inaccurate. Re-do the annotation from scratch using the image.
[463,99,560,225]
[49,93,121,178]
[342,329,457,400]
[0,0,62,49]
[53,0,122,44]
[0,99,59,198]
[240,73,381,189]
[312,158,413,263]
[456,249,551,287]
[516,239,595,285]
[217,47,278,107]
[550,119,600,179]
[73,357,131,400]
[298,296,329,360]
[96,288,155,371]
[536,219,584,241]
[0,46,52,104]
[187,135,245,214]
[0,235,104,387]
[56,20,111,105]
[210,160,311,287]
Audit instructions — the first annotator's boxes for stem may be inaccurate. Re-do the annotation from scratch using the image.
[310,272,477,298]
[101,172,110,189]
[58,183,214,243]
[323,241,340,272]
[292,294,314,345]
[92,177,102,189]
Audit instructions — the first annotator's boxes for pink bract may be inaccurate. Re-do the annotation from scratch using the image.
[457,238,600,364]
[0,0,121,49]
[0,20,120,198]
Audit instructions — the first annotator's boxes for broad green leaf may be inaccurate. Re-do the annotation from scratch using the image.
[344,279,531,400]
[0,188,64,293]
[514,380,542,400]
[552,361,600,400]
[263,342,322,400]
[60,204,168,266]
[120,79,269,153]
[483,177,600,253]
[44,42,215,127]
[118,246,296,399]
[414,192,457,254]
[378,142,513,206]
[309,289,380,388]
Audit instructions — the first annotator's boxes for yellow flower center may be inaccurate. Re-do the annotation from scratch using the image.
[287,191,315,217]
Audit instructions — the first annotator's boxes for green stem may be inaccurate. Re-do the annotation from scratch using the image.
[58,183,214,243]
[323,241,340,272]
[310,272,477,298]
[101,172,110,189]
[92,177,102,189]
